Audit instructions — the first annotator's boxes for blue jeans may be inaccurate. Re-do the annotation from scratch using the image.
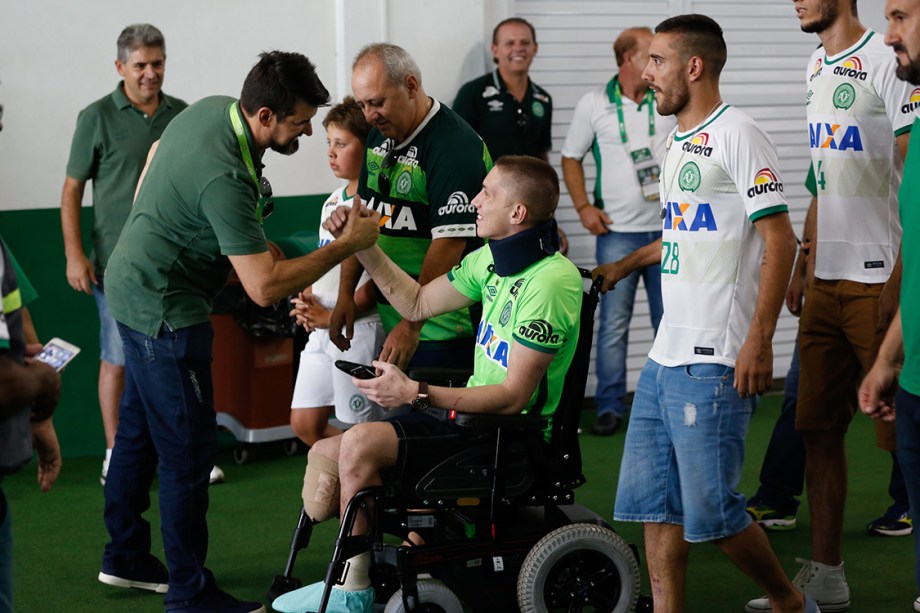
[615,359,754,542]
[752,340,805,513]
[0,485,10,613]
[896,388,920,591]
[595,230,663,417]
[753,338,908,513]
[103,322,217,606]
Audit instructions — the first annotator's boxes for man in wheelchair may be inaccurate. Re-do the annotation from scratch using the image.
[273,155,584,612]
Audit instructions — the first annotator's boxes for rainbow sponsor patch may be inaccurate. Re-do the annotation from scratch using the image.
[746,168,784,198]
[902,87,920,114]
[833,55,868,80]
[681,132,713,157]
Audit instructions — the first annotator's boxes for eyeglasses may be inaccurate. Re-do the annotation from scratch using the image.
[259,175,274,221]
[377,140,397,194]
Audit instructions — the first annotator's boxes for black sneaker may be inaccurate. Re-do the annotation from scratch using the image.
[591,412,622,436]
[167,588,265,612]
[98,554,169,593]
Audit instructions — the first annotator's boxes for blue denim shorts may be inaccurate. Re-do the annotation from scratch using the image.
[614,359,754,542]
[93,279,125,366]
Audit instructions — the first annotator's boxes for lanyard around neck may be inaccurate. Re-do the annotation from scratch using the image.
[228,102,267,223]
[608,76,656,145]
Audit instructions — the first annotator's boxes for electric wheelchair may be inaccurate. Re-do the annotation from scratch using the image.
[268,270,645,612]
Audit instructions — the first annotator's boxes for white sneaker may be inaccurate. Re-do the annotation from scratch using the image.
[913,595,920,612]
[100,457,109,486]
[745,558,849,612]
[209,465,225,485]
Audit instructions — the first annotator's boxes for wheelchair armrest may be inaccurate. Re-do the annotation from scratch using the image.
[451,411,548,430]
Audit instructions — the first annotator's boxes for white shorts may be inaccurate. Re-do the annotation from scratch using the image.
[291,321,386,424]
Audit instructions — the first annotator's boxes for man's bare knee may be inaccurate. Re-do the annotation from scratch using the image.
[339,423,398,472]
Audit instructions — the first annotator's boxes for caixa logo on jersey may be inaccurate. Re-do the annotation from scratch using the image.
[365,197,418,231]
[476,322,509,369]
[746,168,784,198]
[681,132,713,157]
[662,201,718,232]
[808,123,863,151]
[902,88,920,114]
[832,56,868,81]
[517,320,560,345]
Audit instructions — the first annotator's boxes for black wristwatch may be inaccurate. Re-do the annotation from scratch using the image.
[410,381,431,411]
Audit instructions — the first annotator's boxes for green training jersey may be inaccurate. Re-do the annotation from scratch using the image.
[360,99,492,342]
[900,118,920,395]
[448,246,582,440]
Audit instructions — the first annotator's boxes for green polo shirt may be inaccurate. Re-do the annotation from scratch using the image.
[900,118,920,395]
[104,96,268,337]
[65,83,188,273]
[453,70,552,160]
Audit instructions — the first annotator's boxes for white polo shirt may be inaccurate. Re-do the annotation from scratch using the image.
[562,75,675,232]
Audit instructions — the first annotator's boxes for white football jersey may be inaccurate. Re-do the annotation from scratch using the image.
[650,104,788,367]
[806,30,914,282]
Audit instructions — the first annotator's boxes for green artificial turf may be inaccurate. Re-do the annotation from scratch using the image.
[5,393,915,612]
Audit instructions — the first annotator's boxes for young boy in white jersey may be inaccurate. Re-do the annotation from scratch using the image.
[289,98,386,446]
[747,1,917,610]
[594,14,814,613]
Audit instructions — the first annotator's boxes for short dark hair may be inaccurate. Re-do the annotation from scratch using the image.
[322,96,371,144]
[655,14,727,79]
[613,27,652,67]
[240,51,330,120]
[492,17,537,46]
[117,24,165,64]
[494,155,559,225]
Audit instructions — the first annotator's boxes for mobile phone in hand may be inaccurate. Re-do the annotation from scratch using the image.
[334,360,377,380]
[34,337,81,372]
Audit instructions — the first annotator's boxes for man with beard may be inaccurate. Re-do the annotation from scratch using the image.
[61,24,188,487]
[859,0,920,609]
[748,1,917,610]
[99,52,381,612]
[593,14,811,613]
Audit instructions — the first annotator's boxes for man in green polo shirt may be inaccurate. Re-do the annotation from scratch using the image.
[60,24,187,485]
[98,52,380,613]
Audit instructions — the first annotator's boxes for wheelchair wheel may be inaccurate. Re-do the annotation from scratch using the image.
[517,523,640,613]
[383,580,463,613]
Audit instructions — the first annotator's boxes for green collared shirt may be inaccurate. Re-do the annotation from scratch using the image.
[65,82,188,272]
[104,96,268,336]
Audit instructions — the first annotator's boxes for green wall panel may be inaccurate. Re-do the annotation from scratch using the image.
[0,193,327,458]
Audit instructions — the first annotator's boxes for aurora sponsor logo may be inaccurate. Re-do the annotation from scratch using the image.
[902,87,920,114]
[437,191,475,216]
[809,57,823,82]
[517,319,560,344]
[808,122,863,151]
[662,201,718,232]
[746,168,784,198]
[476,321,509,369]
[681,132,713,157]
[832,55,868,81]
